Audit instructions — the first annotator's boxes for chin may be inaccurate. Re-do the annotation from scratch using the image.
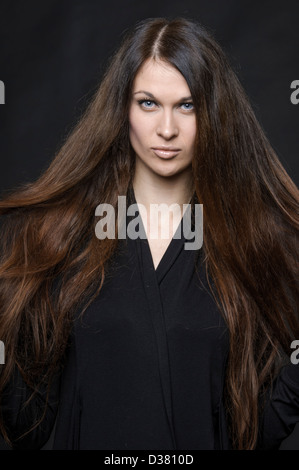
[152,163,190,179]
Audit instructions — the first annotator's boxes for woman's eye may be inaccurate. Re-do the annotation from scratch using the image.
[181,102,194,111]
[138,99,156,109]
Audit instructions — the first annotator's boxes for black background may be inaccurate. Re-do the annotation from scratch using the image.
[0,0,298,450]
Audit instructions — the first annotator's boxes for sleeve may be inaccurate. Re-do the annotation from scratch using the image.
[0,366,61,450]
[257,361,299,449]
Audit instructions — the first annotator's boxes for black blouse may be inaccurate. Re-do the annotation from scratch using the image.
[1,193,299,450]
[53,198,229,450]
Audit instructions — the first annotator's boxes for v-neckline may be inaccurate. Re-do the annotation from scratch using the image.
[128,187,194,283]
[139,217,186,282]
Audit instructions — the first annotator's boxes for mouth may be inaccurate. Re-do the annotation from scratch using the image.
[151,147,181,159]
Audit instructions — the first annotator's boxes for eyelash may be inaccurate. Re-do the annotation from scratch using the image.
[137,99,194,111]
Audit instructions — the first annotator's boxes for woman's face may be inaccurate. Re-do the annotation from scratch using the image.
[129,58,196,179]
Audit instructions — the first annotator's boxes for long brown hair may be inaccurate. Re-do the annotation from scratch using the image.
[0,17,298,449]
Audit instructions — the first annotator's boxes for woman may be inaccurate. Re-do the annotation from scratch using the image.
[0,17,298,450]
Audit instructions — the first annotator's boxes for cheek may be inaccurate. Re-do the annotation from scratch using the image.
[129,113,139,147]
[182,120,197,151]
[129,115,148,148]
[129,123,142,150]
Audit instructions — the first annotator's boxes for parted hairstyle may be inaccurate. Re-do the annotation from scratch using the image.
[0,17,298,449]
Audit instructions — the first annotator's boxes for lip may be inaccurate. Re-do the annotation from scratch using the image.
[151,147,181,159]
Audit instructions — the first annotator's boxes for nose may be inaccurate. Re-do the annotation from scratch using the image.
[156,109,179,140]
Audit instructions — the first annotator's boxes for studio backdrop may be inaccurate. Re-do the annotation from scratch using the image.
[0,0,298,450]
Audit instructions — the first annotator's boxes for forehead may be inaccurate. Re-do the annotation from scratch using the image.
[132,58,191,96]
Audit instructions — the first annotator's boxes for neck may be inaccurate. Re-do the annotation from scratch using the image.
[132,167,194,209]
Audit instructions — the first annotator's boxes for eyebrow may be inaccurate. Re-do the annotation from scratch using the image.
[133,90,192,101]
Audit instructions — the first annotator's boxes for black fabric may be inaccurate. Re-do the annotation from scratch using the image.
[257,362,299,449]
[1,190,299,450]
[0,366,60,450]
[52,193,229,450]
